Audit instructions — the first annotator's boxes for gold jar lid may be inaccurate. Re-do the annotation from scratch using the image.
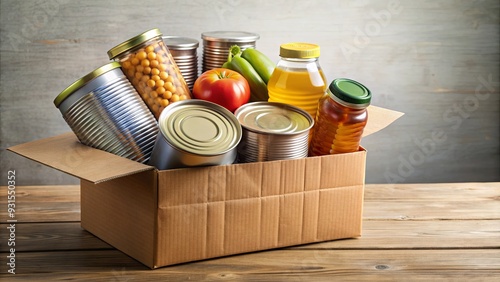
[279,42,320,59]
[107,28,162,59]
[54,62,121,107]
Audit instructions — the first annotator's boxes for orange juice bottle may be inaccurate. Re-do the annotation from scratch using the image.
[309,78,371,156]
[267,43,327,120]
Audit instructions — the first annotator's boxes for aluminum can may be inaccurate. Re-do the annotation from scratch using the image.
[234,102,314,163]
[201,31,259,72]
[149,99,242,170]
[162,36,199,91]
[54,62,159,163]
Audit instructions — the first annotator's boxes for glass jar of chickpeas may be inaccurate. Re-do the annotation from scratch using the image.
[107,28,192,119]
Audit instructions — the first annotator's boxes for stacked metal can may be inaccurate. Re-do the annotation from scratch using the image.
[162,36,199,91]
[201,31,259,72]
[149,100,242,170]
[54,62,159,164]
[234,102,314,163]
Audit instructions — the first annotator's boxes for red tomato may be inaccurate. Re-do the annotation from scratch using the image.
[192,68,250,112]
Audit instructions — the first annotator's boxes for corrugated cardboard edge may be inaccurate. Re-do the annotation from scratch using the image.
[81,169,158,267]
[151,148,366,267]
[7,132,154,183]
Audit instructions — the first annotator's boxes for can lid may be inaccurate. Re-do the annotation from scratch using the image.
[235,102,314,135]
[162,36,199,50]
[107,28,163,59]
[158,100,242,156]
[328,78,371,106]
[54,62,122,108]
[279,42,320,59]
[201,31,260,43]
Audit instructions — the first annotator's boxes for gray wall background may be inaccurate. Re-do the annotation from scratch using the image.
[1,0,499,185]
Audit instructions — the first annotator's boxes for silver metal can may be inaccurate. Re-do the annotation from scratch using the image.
[148,99,242,170]
[234,102,314,163]
[162,36,199,91]
[201,31,259,72]
[54,62,159,163]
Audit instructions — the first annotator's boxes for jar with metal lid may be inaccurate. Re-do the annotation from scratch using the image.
[201,31,259,72]
[54,62,159,163]
[107,28,192,119]
[267,42,327,120]
[309,78,371,156]
[162,36,199,91]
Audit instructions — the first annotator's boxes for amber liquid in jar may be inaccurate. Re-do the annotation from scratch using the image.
[309,78,371,156]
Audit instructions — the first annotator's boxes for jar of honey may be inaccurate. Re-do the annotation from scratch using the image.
[107,28,191,119]
[309,78,371,156]
[267,42,327,120]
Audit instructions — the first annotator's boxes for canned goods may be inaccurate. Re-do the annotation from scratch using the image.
[162,36,199,91]
[107,28,192,119]
[54,62,159,163]
[148,99,242,170]
[234,102,314,163]
[201,31,259,72]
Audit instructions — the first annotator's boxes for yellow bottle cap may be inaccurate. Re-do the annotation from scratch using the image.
[279,42,320,59]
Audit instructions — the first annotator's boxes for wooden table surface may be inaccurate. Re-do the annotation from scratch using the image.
[1,182,499,281]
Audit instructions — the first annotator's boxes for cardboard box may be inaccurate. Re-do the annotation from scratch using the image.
[8,105,402,269]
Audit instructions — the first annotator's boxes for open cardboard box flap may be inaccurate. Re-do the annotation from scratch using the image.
[362,105,403,137]
[8,105,403,184]
[8,132,154,183]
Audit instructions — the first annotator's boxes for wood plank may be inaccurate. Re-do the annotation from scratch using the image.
[0,185,80,223]
[295,220,500,250]
[364,200,500,220]
[0,202,80,223]
[0,185,80,203]
[0,222,112,252]
[363,183,500,200]
[2,183,499,222]
[0,249,498,281]
[2,220,498,253]
[4,182,497,202]
[364,182,500,220]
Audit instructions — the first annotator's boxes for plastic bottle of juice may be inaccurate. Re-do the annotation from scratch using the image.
[309,78,371,156]
[267,43,327,120]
